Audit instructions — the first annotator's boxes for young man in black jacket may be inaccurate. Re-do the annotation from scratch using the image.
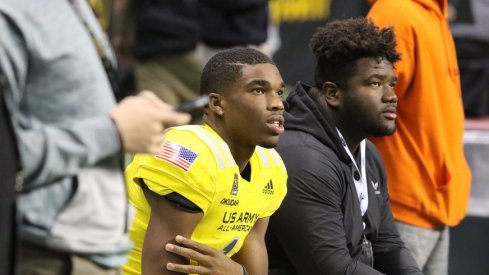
[266,18,423,275]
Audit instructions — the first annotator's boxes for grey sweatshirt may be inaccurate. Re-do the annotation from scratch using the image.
[0,0,130,267]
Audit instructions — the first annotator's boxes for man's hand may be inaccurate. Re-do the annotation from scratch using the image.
[110,91,191,154]
[165,235,244,275]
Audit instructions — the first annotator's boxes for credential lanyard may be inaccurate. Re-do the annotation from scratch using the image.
[336,129,368,217]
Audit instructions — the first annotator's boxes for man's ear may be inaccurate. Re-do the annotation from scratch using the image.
[322,81,341,107]
[208,92,224,116]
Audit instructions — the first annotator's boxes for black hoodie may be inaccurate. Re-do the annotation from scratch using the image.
[266,82,422,275]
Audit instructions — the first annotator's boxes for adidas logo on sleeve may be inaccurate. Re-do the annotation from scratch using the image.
[262,180,274,195]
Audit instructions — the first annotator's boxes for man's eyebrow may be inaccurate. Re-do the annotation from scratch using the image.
[366,74,398,81]
[248,79,270,86]
[248,79,286,89]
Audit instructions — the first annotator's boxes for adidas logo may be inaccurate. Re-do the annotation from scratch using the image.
[262,180,274,195]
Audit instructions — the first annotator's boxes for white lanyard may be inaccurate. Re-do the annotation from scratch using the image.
[336,129,368,217]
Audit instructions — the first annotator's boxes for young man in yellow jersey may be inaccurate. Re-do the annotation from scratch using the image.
[123,47,287,275]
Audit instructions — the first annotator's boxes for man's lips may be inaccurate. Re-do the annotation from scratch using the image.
[267,114,285,134]
[382,106,397,120]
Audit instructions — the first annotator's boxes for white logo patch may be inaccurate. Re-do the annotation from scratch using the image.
[371,181,381,195]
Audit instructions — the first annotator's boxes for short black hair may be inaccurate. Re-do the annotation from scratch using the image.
[200,47,275,95]
[309,17,401,89]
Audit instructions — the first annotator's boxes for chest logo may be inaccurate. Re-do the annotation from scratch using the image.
[230,173,239,196]
[371,181,381,195]
[262,180,274,195]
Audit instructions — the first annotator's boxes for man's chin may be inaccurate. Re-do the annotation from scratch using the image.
[371,125,396,137]
[259,137,280,149]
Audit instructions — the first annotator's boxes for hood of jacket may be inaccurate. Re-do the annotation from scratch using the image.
[284,82,351,163]
[369,0,447,18]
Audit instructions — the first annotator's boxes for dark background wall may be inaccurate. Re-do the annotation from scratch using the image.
[273,0,370,87]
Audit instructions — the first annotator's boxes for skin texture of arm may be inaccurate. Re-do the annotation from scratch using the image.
[142,185,202,275]
[232,217,270,275]
[164,236,244,275]
[160,216,271,275]
[142,186,244,275]
[159,216,271,274]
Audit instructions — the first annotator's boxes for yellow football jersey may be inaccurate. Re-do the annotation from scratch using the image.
[123,124,287,275]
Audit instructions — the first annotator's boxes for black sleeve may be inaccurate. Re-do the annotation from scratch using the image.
[164,192,202,213]
[372,184,422,274]
[369,147,423,275]
[141,180,202,213]
[269,144,384,275]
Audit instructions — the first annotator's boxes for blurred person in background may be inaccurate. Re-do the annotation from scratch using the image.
[111,0,202,107]
[450,0,489,117]
[368,0,472,274]
[0,0,190,274]
[197,0,273,65]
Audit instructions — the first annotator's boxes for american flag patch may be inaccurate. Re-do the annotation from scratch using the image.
[155,141,198,171]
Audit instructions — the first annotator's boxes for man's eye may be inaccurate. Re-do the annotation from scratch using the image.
[389,82,397,89]
[278,90,284,97]
[252,88,265,94]
[369,82,381,88]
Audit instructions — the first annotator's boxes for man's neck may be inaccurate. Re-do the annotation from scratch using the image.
[228,144,255,173]
[204,120,254,172]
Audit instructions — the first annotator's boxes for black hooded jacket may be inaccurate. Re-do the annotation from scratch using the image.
[266,82,422,275]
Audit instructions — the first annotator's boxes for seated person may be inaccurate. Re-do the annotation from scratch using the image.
[123,47,288,275]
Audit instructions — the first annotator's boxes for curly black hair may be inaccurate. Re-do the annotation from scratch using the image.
[309,17,401,89]
[200,47,275,96]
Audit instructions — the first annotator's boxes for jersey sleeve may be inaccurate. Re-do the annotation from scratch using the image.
[126,128,217,214]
